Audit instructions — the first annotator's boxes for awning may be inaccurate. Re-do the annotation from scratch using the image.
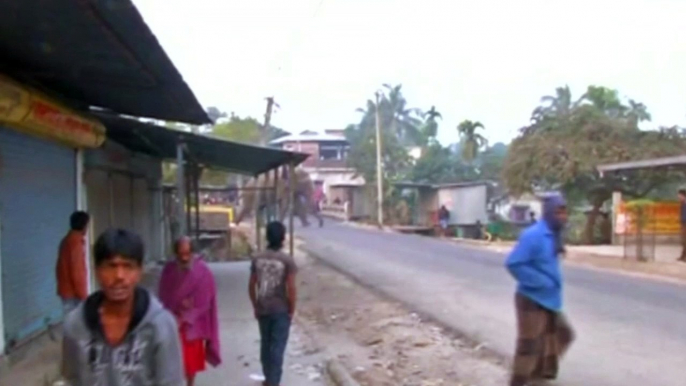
[0,1,209,124]
[597,155,686,175]
[95,113,309,176]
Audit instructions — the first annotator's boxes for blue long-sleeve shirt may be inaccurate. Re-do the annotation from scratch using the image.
[505,221,563,311]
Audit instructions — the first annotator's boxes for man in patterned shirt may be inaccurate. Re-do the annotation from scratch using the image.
[249,221,297,386]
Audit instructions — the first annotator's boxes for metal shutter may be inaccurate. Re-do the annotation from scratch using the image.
[0,127,76,346]
[111,173,133,230]
[132,178,152,259]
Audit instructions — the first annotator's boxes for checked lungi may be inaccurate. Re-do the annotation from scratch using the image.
[510,293,575,386]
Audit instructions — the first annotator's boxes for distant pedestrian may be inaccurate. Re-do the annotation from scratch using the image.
[62,229,184,386]
[249,221,298,386]
[505,194,575,386]
[159,236,222,386]
[529,211,537,224]
[438,205,450,237]
[56,211,90,315]
[678,189,686,262]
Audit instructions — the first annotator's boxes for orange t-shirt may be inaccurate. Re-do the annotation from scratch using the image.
[56,231,88,300]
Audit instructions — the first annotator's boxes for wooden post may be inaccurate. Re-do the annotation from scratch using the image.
[288,162,295,257]
[176,142,186,237]
[273,167,279,222]
[185,163,192,238]
[253,174,262,252]
[193,166,201,243]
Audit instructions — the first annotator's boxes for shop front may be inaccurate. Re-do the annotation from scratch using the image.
[84,141,164,267]
[0,76,105,350]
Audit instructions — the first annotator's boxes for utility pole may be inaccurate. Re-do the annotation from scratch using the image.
[375,91,384,227]
[261,96,279,146]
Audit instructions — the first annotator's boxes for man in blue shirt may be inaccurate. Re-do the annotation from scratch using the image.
[505,194,575,386]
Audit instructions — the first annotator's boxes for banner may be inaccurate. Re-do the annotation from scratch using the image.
[0,75,105,148]
[615,201,681,235]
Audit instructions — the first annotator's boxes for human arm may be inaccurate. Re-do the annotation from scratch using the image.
[61,329,79,382]
[154,311,185,386]
[285,257,298,318]
[505,232,556,289]
[248,261,259,318]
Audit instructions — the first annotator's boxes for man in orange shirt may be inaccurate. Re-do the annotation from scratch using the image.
[56,211,90,315]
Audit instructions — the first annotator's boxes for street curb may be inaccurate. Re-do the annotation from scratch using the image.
[326,359,360,386]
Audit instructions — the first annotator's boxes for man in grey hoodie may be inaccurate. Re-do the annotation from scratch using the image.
[62,228,184,386]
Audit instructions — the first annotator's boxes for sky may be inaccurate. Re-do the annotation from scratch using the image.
[134,0,686,145]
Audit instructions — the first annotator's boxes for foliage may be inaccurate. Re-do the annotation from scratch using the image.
[457,120,488,162]
[503,84,686,243]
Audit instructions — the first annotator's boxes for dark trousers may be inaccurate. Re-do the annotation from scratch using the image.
[680,226,686,260]
[258,313,291,386]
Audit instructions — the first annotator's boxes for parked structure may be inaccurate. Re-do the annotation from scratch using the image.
[394,181,494,236]
[598,156,686,246]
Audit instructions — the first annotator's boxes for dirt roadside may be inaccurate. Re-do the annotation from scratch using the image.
[294,245,508,386]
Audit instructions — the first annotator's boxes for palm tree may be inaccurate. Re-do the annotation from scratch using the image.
[382,84,422,146]
[626,99,651,127]
[531,85,582,122]
[420,106,442,145]
[457,120,488,162]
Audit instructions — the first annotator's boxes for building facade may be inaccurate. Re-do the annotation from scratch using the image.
[270,130,364,198]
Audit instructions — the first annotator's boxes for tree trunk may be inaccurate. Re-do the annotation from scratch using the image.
[583,196,606,245]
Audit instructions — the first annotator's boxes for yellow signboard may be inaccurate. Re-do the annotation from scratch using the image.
[615,201,681,235]
[0,75,105,148]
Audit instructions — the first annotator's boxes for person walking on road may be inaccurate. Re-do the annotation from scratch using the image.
[249,221,298,386]
[56,211,90,315]
[505,194,575,386]
[62,229,184,386]
[438,205,450,237]
[159,236,222,386]
[678,189,686,262]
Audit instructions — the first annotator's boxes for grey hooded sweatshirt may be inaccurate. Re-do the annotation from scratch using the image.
[62,287,184,386]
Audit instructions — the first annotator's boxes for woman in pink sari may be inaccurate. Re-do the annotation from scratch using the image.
[159,236,221,386]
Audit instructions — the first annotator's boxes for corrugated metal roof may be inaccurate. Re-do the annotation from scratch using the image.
[597,155,686,174]
[0,0,209,124]
[95,113,308,176]
[270,131,348,145]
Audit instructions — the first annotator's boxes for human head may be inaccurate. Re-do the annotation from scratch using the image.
[679,189,686,202]
[93,229,144,303]
[542,194,568,231]
[174,236,193,265]
[70,211,90,233]
[266,221,286,251]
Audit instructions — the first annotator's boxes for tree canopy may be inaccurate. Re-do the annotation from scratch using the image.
[503,84,686,242]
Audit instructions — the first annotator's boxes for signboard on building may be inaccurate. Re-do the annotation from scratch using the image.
[0,75,105,148]
[614,201,681,235]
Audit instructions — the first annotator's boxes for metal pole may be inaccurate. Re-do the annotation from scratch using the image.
[288,162,296,257]
[375,91,384,227]
[176,142,186,236]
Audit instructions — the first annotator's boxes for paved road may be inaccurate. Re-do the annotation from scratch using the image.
[297,221,686,386]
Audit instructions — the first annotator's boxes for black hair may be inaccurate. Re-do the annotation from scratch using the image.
[266,221,286,250]
[679,189,686,196]
[93,229,145,267]
[70,211,90,231]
